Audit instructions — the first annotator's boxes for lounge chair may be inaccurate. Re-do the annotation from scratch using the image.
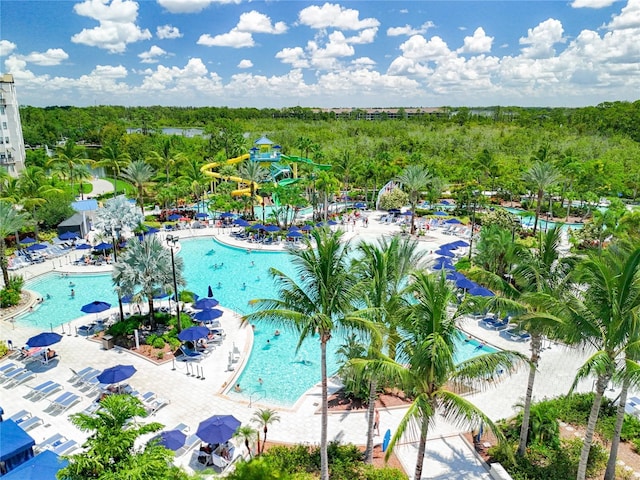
[69,366,99,384]
[48,391,81,414]
[4,370,36,388]
[36,433,67,453]
[175,434,200,457]
[8,409,31,423]
[19,415,44,432]
[507,329,531,342]
[0,362,20,378]
[52,439,78,455]
[482,315,510,330]
[175,346,203,362]
[144,396,170,415]
[231,344,241,363]
[77,323,97,336]
[25,380,56,399]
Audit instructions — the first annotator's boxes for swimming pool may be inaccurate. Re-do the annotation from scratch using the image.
[502,207,583,230]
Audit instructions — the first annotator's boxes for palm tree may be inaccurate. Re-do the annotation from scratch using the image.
[121,160,155,212]
[395,165,432,234]
[243,228,374,480]
[58,394,169,480]
[522,161,561,235]
[70,163,94,200]
[335,149,355,211]
[112,236,185,330]
[0,201,29,286]
[178,157,207,212]
[234,425,258,459]
[367,271,524,480]
[96,143,131,195]
[47,140,88,196]
[16,166,62,240]
[251,408,281,455]
[563,245,640,480]
[146,137,185,186]
[314,171,340,221]
[237,160,268,219]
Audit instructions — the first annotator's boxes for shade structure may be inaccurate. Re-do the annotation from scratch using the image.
[233,218,250,227]
[263,225,280,233]
[58,231,80,241]
[2,450,68,480]
[121,294,135,304]
[195,212,209,219]
[434,211,449,216]
[468,286,495,297]
[20,236,37,244]
[288,225,300,231]
[300,224,313,231]
[440,200,451,205]
[26,332,62,348]
[193,308,224,322]
[432,262,455,271]
[196,415,241,445]
[193,297,219,310]
[168,213,181,221]
[250,223,265,230]
[158,430,187,451]
[96,364,136,384]
[445,271,459,281]
[178,326,210,342]
[456,276,477,290]
[93,242,113,251]
[153,289,170,299]
[144,227,159,235]
[327,220,338,226]
[434,248,455,257]
[220,212,234,218]
[81,301,111,314]
[75,243,91,250]
[0,420,35,474]
[388,208,401,213]
[433,256,453,266]
[354,202,366,209]
[118,241,128,248]
[287,231,303,238]
[26,243,48,251]
[403,211,413,216]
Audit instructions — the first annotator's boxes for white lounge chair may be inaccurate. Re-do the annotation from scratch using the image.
[18,415,44,432]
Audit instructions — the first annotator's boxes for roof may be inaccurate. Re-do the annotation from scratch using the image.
[0,419,35,462]
[3,450,68,480]
[254,135,274,145]
[58,212,87,227]
[71,199,98,212]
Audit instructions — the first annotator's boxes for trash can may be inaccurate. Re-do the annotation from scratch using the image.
[102,335,114,350]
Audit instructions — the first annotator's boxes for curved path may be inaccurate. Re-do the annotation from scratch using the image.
[0,213,624,478]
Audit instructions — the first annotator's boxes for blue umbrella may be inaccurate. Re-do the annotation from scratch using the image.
[58,231,80,240]
[288,225,300,231]
[158,430,187,451]
[207,285,214,298]
[433,262,455,271]
[440,200,451,205]
[403,211,413,216]
[388,208,401,213]
[193,297,220,310]
[26,332,62,347]
[220,212,234,218]
[455,240,470,247]
[193,308,224,322]
[196,415,241,444]
[382,429,392,452]
[195,212,209,219]
[315,222,326,227]
[93,242,113,251]
[354,202,366,209]
[445,218,462,224]
[456,276,477,290]
[76,243,92,250]
[327,220,338,226]
[96,364,136,384]
[20,236,37,244]
[446,271,459,280]
[81,300,111,314]
[300,224,313,231]
[250,223,266,230]
[168,213,181,221]
[433,256,453,266]
[144,227,159,235]
[264,225,280,233]
[287,231,303,238]
[434,211,449,216]
[118,241,128,248]
[435,248,455,257]
[121,294,135,304]
[233,218,250,227]
[468,286,495,297]
[153,290,170,299]
[178,326,210,342]
[26,243,48,251]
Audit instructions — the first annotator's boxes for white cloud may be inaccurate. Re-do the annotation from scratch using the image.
[71,0,151,53]
[156,25,182,39]
[236,10,287,34]
[571,0,617,8]
[399,35,453,61]
[298,3,380,30]
[238,59,253,68]
[21,48,69,66]
[157,0,239,14]
[352,57,376,67]
[138,45,168,63]
[387,21,434,37]
[457,27,493,54]
[519,18,565,59]
[197,31,254,48]
[607,0,640,29]
[346,27,378,45]
[0,40,17,57]
[275,47,309,68]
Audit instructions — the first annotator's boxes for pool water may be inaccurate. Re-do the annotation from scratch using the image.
[502,207,583,230]
[21,237,496,406]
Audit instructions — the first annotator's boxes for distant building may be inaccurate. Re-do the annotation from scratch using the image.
[0,74,26,176]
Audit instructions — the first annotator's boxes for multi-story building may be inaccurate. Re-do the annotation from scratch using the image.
[0,74,26,176]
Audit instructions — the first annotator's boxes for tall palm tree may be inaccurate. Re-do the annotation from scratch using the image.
[335,149,355,211]
[112,236,185,330]
[237,160,268,219]
[16,166,62,240]
[314,171,340,221]
[366,271,524,479]
[0,201,29,286]
[121,160,155,212]
[395,165,432,234]
[178,157,207,211]
[96,143,131,195]
[251,408,281,455]
[522,161,561,235]
[233,425,258,459]
[146,137,185,186]
[47,140,88,196]
[243,228,374,480]
[70,163,94,200]
[563,245,640,480]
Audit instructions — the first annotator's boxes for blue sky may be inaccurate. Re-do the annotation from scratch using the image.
[1,0,639,108]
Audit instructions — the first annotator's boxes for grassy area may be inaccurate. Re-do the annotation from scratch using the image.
[72,182,93,196]
[96,178,136,198]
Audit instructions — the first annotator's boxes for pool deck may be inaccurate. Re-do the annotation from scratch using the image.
[1,212,637,479]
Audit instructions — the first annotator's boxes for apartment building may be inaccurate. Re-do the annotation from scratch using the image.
[0,74,26,176]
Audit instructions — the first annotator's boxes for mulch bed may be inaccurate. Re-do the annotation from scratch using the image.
[328,389,412,411]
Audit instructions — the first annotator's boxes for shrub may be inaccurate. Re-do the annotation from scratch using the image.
[7,275,24,292]
[152,337,165,349]
[146,334,158,346]
[621,413,640,442]
[107,317,142,337]
[631,437,640,454]
[0,288,21,308]
[0,340,9,358]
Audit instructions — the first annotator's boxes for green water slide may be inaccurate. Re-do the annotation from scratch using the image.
[280,154,332,171]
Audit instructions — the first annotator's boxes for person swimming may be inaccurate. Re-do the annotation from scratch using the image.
[241,283,246,290]
[69,281,76,287]
[70,289,75,298]
[217,282,222,289]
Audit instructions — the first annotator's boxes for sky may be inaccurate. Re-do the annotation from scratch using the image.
[1,0,639,108]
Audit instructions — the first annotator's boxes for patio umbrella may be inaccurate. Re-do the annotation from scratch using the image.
[468,286,495,297]
[250,223,265,231]
[354,202,366,209]
[300,224,313,231]
[76,243,92,250]
[96,364,136,385]
[26,332,62,348]
[434,248,455,257]
[288,225,300,231]
[287,231,303,238]
[178,326,210,342]
[26,243,48,251]
[93,242,113,251]
[193,308,224,322]
[81,300,111,314]
[20,236,36,244]
[434,211,449,216]
[446,271,459,281]
[195,212,209,219]
[327,220,338,226]
[193,297,219,310]
[440,200,451,205]
[196,415,241,444]
[144,227,159,235]
[157,430,186,451]
[168,213,181,221]
[403,211,413,216]
[233,219,250,227]
[432,262,455,271]
[263,225,280,233]
[121,294,135,304]
[445,218,462,224]
[58,231,80,241]
[433,256,453,265]
[220,212,234,218]
[456,276,477,290]
[388,208,401,214]
[153,289,170,299]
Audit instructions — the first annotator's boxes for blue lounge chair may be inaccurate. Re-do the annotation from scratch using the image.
[4,370,36,388]
[33,381,63,400]
[69,366,98,384]
[8,409,31,423]
[36,433,67,453]
[25,380,55,398]
[0,367,26,384]
[18,416,44,432]
[52,439,78,455]
[48,391,81,414]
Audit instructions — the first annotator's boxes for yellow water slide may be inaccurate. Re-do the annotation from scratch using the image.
[200,154,262,201]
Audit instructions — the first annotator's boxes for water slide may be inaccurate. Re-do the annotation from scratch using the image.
[200,154,262,199]
[280,154,332,171]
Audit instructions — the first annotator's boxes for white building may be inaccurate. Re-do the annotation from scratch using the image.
[0,74,26,176]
